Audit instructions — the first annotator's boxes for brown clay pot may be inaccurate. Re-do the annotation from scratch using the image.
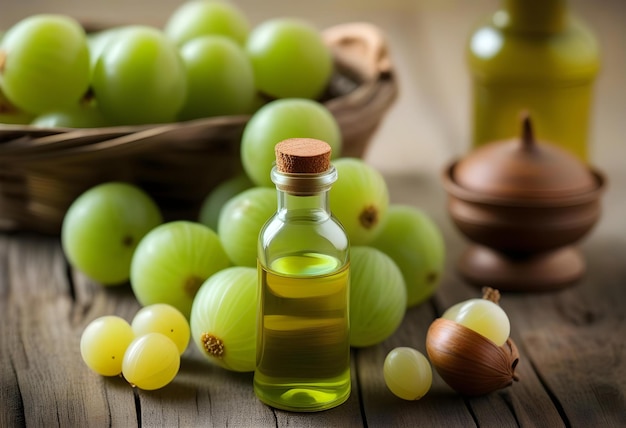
[442,116,606,291]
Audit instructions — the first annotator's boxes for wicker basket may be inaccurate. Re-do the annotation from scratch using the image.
[0,22,398,235]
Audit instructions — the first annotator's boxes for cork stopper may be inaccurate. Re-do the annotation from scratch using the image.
[275,138,331,174]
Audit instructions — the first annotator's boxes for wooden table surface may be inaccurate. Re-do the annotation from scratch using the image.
[1,0,625,427]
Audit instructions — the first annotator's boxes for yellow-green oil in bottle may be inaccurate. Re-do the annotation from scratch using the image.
[254,252,351,412]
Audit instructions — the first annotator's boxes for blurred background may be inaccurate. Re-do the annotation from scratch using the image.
[1,0,624,177]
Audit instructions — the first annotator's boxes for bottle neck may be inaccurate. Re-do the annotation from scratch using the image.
[497,0,568,34]
[271,165,336,220]
[277,190,331,221]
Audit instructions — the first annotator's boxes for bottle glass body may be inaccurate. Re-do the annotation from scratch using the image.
[254,166,351,412]
[467,0,600,161]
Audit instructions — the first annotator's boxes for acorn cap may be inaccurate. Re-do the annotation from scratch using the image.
[275,138,331,174]
[454,115,597,200]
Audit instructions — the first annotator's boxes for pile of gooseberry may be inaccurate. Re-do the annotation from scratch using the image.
[63,95,446,391]
[0,0,334,126]
[80,304,190,390]
[2,0,449,396]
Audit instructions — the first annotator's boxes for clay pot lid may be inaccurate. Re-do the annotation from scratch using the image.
[453,115,597,200]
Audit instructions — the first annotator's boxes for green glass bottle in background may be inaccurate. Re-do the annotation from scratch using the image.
[254,138,351,412]
[467,0,600,161]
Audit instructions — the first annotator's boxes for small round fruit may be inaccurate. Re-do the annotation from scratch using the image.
[218,187,277,267]
[190,266,257,372]
[0,88,33,124]
[349,246,407,347]
[442,298,510,346]
[87,27,127,74]
[0,14,90,114]
[384,347,432,400]
[130,221,230,319]
[198,174,253,231]
[370,205,445,307]
[330,158,389,245]
[178,35,255,120]
[241,98,341,187]
[80,315,135,376]
[246,18,332,99]
[31,103,108,128]
[164,0,250,46]
[92,25,186,125]
[122,332,180,390]
[131,304,190,355]
[62,182,163,286]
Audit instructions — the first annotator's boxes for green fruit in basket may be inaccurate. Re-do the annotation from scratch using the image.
[0,88,33,124]
[62,182,163,286]
[130,221,231,319]
[241,98,341,187]
[87,27,130,74]
[0,14,90,115]
[370,205,445,307]
[178,35,255,120]
[190,266,257,372]
[246,18,333,99]
[199,174,253,231]
[218,187,277,267]
[164,0,250,46]
[91,25,186,125]
[329,158,389,245]
[31,103,108,128]
[349,246,406,347]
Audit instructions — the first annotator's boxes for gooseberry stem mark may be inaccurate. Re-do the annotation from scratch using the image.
[201,333,225,358]
[359,205,379,229]
[184,276,203,298]
[426,272,439,285]
[122,235,134,247]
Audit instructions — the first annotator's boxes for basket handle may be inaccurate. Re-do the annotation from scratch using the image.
[323,22,393,83]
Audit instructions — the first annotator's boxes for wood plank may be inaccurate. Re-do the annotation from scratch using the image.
[433,200,626,427]
[71,268,272,427]
[0,235,137,427]
[383,173,570,427]
[514,237,626,428]
[357,303,477,427]
[384,164,625,427]
[0,233,368,427]
[4,169,622,427]
[0,236,25,428]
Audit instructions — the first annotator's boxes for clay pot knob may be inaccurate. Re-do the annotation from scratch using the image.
[454,114,597,200]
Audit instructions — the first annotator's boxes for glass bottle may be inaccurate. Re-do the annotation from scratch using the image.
[254,138,351,412]
[467,0,600,161]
